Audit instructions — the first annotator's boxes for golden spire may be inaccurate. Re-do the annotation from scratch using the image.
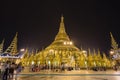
[61,15,64,22]
[23,48,29,58]
[110,32,118,50]
[4,32,18,55]
[0,39,4,53]
[88,48,91,56]
[45,15,80,52]
[55,15,70,41]
[97,49,101,58]
[103,53,107,59]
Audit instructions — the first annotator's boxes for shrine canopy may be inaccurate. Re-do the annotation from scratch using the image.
[0,52,23,59]
[0,32,24,59]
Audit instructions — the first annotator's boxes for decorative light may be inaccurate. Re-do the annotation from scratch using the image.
[20,48,25,52]
[32,61,34,65]
[48,61,50,65]
[82,50,87,53]
[63,41,73,45]
[64,42,67,45]
[70,41,73,45]
[110,51,114,55]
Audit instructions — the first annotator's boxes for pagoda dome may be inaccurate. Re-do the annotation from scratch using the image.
[44,16,80,52]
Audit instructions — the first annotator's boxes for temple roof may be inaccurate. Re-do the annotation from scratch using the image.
[0,52,23,58]
[110,32,118,50]
[4,32,18,55]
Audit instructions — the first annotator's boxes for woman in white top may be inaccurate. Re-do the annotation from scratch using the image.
[1,62,7,80]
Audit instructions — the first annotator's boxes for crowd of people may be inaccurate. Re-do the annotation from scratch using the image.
[0,61,23,80]
[29,64,73,72]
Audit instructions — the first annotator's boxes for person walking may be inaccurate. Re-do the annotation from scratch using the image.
[0,62,6,79]
[2,61,10,80]
[9,63,15,79]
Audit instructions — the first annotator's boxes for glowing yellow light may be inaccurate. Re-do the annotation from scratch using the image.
[20,48,25,52]
[70,41,73,45]
[64,42,67,45]
[110,51,114,55]
[82,50,87,53]
[48,61,50,64]
[32,61,34,65]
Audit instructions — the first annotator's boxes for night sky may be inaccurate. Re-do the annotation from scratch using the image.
[1,0,120,54]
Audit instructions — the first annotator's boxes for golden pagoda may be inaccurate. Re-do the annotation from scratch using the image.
[36,16,82,68]
[22,16,112,70]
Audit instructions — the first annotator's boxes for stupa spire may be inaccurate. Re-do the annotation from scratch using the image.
[61,15,64,22]
[55,15,70,41]
[4,32,18,55]
[0,39,4,53]
[59,15,65,33]
[110,32,118,50]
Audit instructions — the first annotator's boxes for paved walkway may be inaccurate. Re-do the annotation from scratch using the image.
[16,70,120,80]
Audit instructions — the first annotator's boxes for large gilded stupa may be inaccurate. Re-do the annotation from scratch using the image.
[22,16,111,69]
[36,16,83,68]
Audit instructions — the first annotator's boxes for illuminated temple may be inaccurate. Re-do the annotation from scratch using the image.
[0,16,119,69]
[21,16,112,69]
[37,16,82,67]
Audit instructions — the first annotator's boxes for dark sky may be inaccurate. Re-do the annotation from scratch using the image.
[0,0,120,54]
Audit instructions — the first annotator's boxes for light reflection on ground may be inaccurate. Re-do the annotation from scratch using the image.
[16,70,120,80]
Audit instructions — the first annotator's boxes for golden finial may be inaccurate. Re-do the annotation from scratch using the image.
[61,15,64,22]
[110,32,112,36]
